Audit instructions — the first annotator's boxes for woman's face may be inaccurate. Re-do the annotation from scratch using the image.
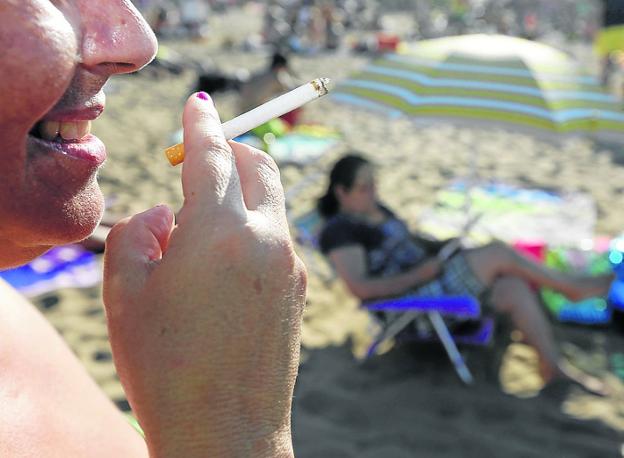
[337,165,378,215]
[0,0,157,267]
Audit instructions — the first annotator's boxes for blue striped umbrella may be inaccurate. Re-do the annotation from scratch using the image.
[333,34,624,144]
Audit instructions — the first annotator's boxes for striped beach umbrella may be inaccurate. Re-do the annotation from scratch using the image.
[334,34,624,144]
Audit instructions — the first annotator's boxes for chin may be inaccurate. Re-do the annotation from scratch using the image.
[43,190,105,245]
[0,245,53,270]
[15,184,104,248]
[0,178,105,269]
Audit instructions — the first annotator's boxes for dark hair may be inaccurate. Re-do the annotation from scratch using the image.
[317,154,370,218]
[270,52,288,70]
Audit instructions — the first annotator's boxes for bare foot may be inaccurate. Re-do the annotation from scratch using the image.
[565,273,615,302]
[556,359,610,397]
[539,356,609,397]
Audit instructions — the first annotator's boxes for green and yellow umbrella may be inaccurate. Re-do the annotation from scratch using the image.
[333,34,624,144]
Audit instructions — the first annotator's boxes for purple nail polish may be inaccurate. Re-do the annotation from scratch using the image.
[196,91,210,101]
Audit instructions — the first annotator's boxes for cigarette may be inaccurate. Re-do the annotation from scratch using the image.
[165,77,332,166]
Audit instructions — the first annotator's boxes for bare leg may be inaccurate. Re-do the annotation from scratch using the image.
[489,276,560,381]
[490,276,607,393]
[464,241,613,302]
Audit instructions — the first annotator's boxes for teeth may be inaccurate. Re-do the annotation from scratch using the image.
[39,120,91,141]
[75,121,91,139]
[59,122,78,140]
[40,121,60,141]
[59,121,91,141]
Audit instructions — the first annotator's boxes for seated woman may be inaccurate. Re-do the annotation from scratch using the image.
[317,154,614,390]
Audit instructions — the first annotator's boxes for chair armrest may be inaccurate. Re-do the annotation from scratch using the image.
[363,295,481,319]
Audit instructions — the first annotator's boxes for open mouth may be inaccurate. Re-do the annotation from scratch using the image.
[29,120,92,144]
[27,116,106,167]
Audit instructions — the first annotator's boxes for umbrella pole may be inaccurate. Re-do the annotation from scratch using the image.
[461,147,479,239]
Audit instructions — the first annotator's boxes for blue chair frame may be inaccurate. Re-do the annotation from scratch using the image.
[292,209,494,385]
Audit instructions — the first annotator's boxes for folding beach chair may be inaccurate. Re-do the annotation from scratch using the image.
[292,208,494,385]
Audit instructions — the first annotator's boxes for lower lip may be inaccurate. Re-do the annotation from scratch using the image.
[29,133,107,166]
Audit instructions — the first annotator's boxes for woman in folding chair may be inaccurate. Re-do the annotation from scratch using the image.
[317,154,614,391]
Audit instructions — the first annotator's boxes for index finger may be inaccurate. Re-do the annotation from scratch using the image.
[180,92,244,213]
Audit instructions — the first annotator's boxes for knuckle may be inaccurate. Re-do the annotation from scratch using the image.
[193,107,220,125]
[293,256,308,293]
[192,133,232,158]
[251,225,298,268]
[265,233,296,265]
[186,146,234,182]
[264,190,286,213]
[255,150,280,176]
[210,219,299,272]
[239,144,281,178]
[287,255,308,315]
[203,132,231,149]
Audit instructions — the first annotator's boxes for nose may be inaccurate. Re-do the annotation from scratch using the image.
[80,1,157,75]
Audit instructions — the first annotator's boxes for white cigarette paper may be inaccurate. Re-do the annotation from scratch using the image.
[165,77,332,166]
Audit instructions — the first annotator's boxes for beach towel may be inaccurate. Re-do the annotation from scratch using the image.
[541,246,613,325]
[417,181,596,247]
[0,245,101,297]
[267,124,340,166]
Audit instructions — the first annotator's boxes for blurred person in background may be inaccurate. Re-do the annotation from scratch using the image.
[595,0,624,87]
[317,154,614,394]
[321,1,343,50]
[0,1,306,456]
[180,0,211,38]
[238,51,301,125]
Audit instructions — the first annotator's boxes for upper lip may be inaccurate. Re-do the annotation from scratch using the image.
[38,89,107,124]
[41,105,105,123]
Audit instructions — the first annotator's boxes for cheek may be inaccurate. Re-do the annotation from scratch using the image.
[0,3,78,130]
[357,195,370,208]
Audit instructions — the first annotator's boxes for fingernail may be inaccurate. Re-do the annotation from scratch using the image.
[196,91,210,101]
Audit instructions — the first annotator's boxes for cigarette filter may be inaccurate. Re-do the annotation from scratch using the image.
[165,77,331,166]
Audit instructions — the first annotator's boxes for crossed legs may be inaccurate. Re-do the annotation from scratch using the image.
[462,241,614,385]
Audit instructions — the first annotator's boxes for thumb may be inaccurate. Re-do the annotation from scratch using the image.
[103,205,175,308]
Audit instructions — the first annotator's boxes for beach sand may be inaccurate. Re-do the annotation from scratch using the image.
[29,6,624,457]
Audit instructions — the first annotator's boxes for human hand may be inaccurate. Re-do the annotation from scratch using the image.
[420,258,443,280]
[103,93,307,457]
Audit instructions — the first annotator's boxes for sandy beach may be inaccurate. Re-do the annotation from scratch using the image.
[27,5,624,457]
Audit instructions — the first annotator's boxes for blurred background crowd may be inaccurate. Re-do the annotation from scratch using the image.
[128,0,624,100]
